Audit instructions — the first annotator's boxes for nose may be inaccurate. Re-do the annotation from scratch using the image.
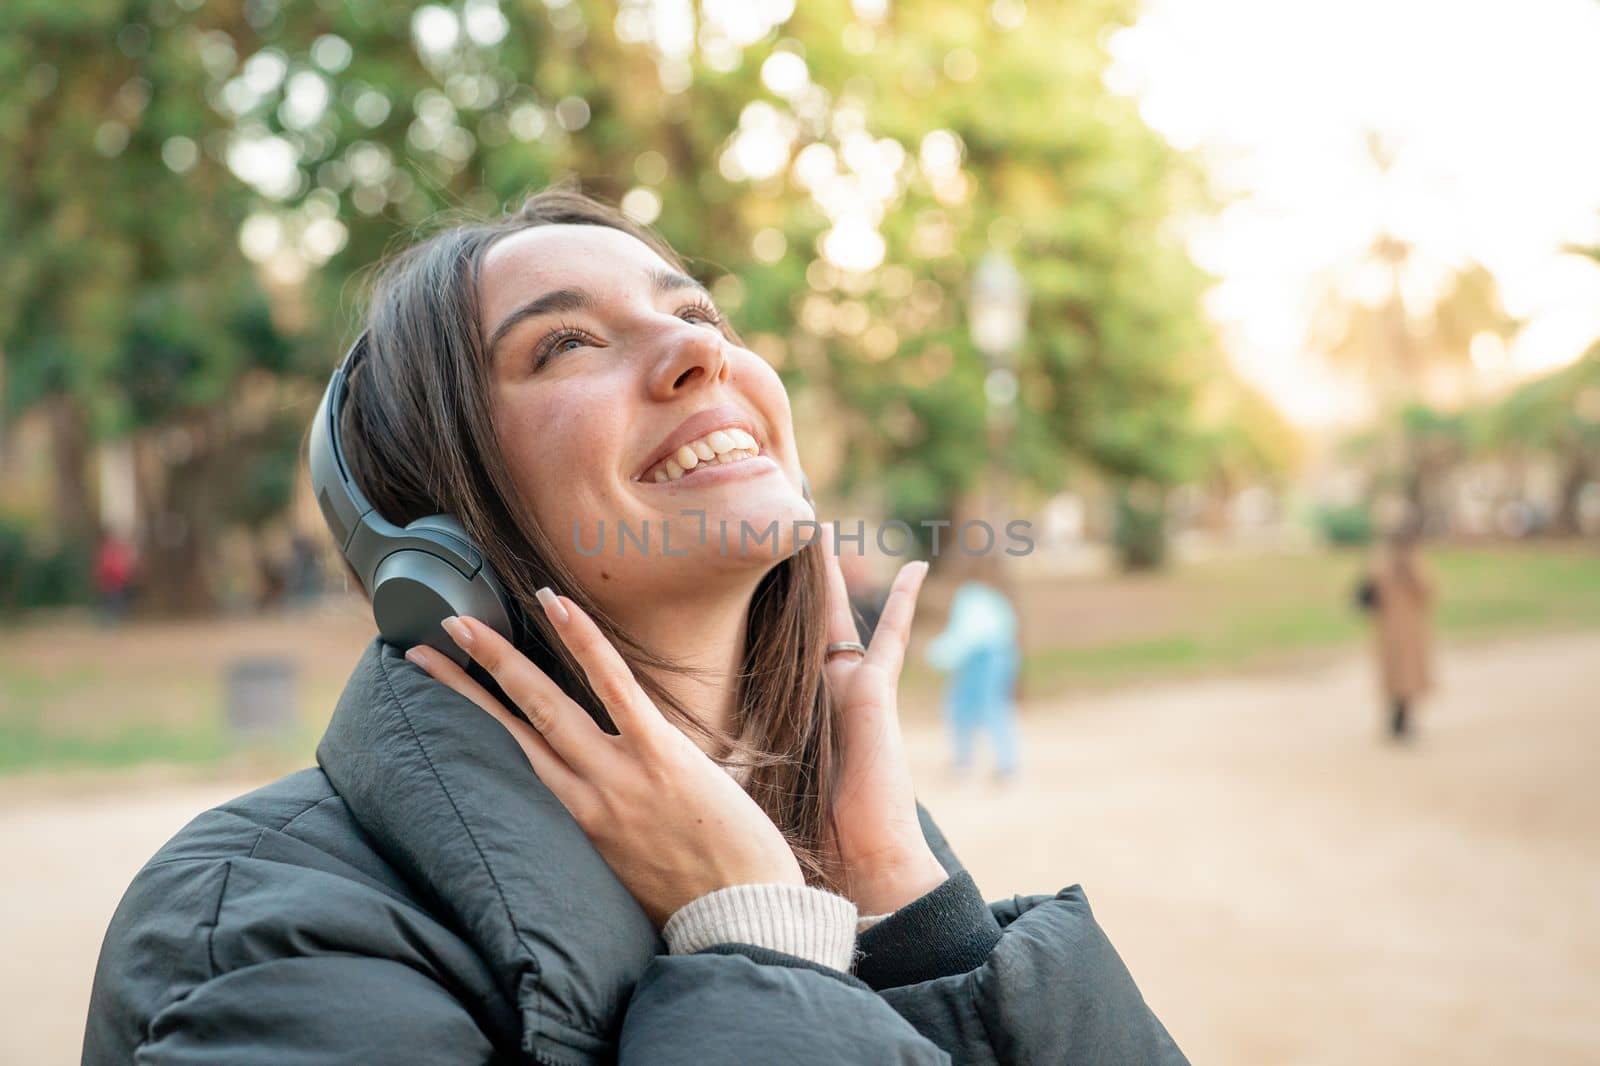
[645,320,730,401]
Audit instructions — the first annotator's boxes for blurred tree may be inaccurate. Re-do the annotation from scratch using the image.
[1310,133,1522,526]
[1483,348,1600,535]
[6,0,1240,607]
[774,1,1214,563]
[1317,257,1519,406]
[1398,403,1471,531]
[1,0,299,611]
[1187,370,1302,528]
[1335,401,1475,537]
[232,0,1218,568]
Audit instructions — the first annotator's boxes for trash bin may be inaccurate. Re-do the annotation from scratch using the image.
[225,655,298,740]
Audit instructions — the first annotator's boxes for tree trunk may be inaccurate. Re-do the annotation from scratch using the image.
[131,428,219,615]
[1554,448,1590,536]
[47,394,99,548]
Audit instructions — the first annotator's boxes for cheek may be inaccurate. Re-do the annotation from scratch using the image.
[732,354,796,447]
[496,382,624,532]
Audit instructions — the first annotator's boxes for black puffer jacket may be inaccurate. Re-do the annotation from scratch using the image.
[83,638,1187,1064]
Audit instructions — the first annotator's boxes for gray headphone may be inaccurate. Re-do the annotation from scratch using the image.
[308,334,517,667]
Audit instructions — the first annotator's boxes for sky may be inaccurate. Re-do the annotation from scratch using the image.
[1104,0,1600,427]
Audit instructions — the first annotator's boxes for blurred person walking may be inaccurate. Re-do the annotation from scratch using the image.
[1357,524,1436,741]
[925,555,1022,781]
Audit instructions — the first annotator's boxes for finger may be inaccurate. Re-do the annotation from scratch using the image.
[819,524,864,648]
[441,615,611,773]
[404,644,587,801]
[862,560,930,680]
[535,589,662,742]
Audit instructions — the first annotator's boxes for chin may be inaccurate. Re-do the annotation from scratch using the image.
[722,486,817,559]
[620,476,800,565]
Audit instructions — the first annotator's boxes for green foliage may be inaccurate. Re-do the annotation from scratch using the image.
[1,0,272,424]
[215,409,309,530]
[243,0,1217,514]
[1313,503,1374,548]
[0,517,27,606]
[1483,348,1600,453]
[3,0,302,605]
[0,514,92,608]
[4,0,1247,604]
[1112,483,1168,570]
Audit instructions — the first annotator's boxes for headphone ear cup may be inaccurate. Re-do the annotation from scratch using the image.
[371,548,514,667]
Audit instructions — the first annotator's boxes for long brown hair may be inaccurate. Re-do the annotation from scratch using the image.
[328,186,843,888]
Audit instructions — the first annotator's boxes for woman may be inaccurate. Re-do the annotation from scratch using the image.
[1363,524,1437,741]
[84,188,1186,1064]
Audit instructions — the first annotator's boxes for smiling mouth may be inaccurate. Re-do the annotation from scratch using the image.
[641,427,763,483]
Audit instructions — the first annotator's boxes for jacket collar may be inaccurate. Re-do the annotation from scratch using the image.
[317,637,660,1063]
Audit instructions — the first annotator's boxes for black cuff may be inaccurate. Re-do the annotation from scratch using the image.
[698,943,874,992]
[853,869,1002,990]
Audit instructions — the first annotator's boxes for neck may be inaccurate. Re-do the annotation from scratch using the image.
[607,575,758,743]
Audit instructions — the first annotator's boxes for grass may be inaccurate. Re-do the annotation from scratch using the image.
[0,712,230,774]
[1,545,1597,775]
[0,607,373,780]
[1012,545,1600,694]
[0,669,327,776]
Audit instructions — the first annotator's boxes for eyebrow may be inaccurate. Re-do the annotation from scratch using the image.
[487,267,712,362]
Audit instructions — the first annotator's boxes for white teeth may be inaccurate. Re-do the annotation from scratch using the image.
[645,427,765,482]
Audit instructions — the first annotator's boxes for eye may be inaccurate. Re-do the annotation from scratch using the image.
[679,300,723,328]
[533,324,596,368]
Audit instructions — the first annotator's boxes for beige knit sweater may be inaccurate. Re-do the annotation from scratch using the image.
[662,884,890,973]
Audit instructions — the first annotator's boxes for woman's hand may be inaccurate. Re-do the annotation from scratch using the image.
[820,529,948,916]
[404,590,804,929]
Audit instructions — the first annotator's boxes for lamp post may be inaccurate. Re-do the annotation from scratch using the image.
[969,250,1027,559]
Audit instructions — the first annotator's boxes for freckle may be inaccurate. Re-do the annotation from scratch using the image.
[600,570,610,580]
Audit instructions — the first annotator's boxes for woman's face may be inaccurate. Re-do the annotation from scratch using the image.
[479,223,814,607]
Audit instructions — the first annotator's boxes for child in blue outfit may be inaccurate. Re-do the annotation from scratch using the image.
[925,577,1022,779]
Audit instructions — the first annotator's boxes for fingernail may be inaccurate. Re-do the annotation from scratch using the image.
[535,587,570,625]
[405,646,429,668]
[441,615,474,649]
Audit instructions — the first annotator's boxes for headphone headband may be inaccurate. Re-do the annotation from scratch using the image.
[309,333,376,554]
[307,330,515,664]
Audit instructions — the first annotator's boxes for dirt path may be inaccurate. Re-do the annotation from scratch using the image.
[918,629,1600,1065]
[6,631,1597,1064]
